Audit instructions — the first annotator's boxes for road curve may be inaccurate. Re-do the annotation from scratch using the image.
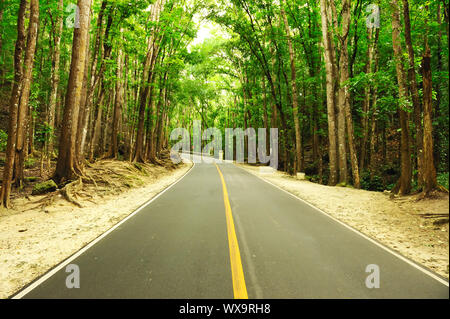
[13,159,449,299]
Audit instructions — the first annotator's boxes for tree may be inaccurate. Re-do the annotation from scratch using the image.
[0,0,27,208]
[402,0,424,189]
[421,5,437,195]
[281,1,302,174]
[15,0,40,188]
[47,0,64,161]
[54,0,93,183]
[390,0,412,195]
[319,0,338,185]
[110,28,125,158]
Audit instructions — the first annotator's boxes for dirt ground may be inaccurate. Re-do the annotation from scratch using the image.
[239,164,449,280]
[0,159,193,299]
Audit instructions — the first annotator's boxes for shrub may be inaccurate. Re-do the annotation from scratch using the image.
[25,157,36,169]
[361,171,385,192]
[0,129,7,152]
[437,172,449,191]
[32,180,57,195]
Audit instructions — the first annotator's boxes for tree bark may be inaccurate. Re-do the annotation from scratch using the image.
[54,0,92,183]
[78,1,109,157]
[0,0,5,79]
[133,1,163,162]
[319,0,338,185]
[47,0,64,160]
[402,0,424,189]
[421,7,437,195]
[281,3,303,174]
[390,0,412,195]
[14,0,39,189]
[434,3,442,171]
[110,31,124,158]
[335,0,360,187]
[0,0,27,208]
[88,86,105,161]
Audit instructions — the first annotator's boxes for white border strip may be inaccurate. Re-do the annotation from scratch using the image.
[232,163,449,287]
[12,162,196,299]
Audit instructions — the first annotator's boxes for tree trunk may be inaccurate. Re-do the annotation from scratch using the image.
[88,87,105,161]
[319,0,338,185]
[14,0,39,189]
[390,0,412,195]
[0,0,5,80]
[47,0,64,160]
[402,0,424,189]
[434,3,442,171]
[360,27,378,171]
[336,0,360,187]
[0,0,27,208]
[134,44,156,162]
[110,30,124,158]
[79,1,109,157]
[281,3,303,174]
[421,8,437,195]
[54,0,92,184]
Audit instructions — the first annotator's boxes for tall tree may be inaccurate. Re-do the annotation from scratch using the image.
[47,0,64,160]
[110,28,125,158]
[54,0,93,183]
[14,0,39,188]
[421,5,437,195]
[281,1,303,174]
[319,0,338,185]
[390,0,412,195]
[334,0,360,188]
[0,0,27,208]
[402,0,424,188]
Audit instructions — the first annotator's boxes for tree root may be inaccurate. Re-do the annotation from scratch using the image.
[82,173,98,189]
[437,184,449,193]
[60,178,83,208]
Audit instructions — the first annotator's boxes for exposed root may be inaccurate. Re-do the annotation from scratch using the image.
[60,178,83,208]
[419,213,449,226]
[22,195,56,212]
[82,173,98,189]
[419,213,449,219]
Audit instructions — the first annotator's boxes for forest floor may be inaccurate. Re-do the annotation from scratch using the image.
[239,164,449,280]
[0,156,192,299]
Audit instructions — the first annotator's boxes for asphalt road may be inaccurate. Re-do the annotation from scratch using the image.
[14,158,449,299]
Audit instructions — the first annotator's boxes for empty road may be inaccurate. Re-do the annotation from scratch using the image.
[13,157,449,299]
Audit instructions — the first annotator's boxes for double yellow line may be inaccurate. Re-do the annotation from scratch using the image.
[215,163,248,299]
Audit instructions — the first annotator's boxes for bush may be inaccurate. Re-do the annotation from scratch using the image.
[437,172,449,191]
[24,176,39,183]
[32,180,57,195]
[361,171,385,192]
[25,157,36,169]
[304,162,319,176]
[0,129,7,152]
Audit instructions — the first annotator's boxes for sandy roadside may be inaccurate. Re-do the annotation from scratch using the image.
[0,161,193,299]
[238,164,449,280]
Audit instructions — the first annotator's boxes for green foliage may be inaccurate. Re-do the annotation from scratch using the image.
[25,157,36,169]
[361,171,385,192]
[32,180,58,196]
[35,123,53,144]
[0,129,7,152]
[437,172,449,191]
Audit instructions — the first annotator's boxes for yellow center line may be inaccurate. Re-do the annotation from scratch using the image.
[215,163,248,299]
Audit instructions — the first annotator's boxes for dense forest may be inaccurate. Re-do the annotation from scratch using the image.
[0,0,448,209]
